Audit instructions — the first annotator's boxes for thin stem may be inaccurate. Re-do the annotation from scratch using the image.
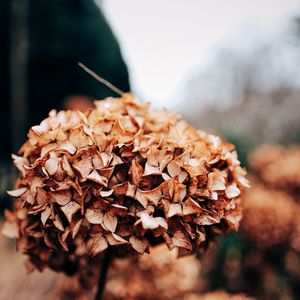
[78,62,125,96]
[94,248,113,300]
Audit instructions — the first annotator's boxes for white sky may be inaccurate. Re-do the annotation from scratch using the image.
[100,0,299,107]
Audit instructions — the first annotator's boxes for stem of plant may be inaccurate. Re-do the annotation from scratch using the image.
[94,248,113,300]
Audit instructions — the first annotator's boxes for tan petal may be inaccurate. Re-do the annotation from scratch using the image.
[58,141,76,154]
[53,214,64,231]
[41,206,51,225]
[166,203,183,218]
[51,191,71,206]
[71,219,83,239]
[1,221,19,238]
[61,201,81,223]
[73,157,93,178]
[7,187,27,197]
[44,158,59,176]
[87,170,108,186]
[139,212,168,230]
[182,197,203,215]
[100,189,114,197]
[129,236,149,254]
[87,236,108,256]
[167,160,181,177]
[85,208,104,224]
[172,230,192,250]
[225,183,241,198]
[102,212,118,232]
[62,156,74,177]
[106,233,129,246]
[130,160,144,185]
[69,126,89,148]
[144,162,161,176]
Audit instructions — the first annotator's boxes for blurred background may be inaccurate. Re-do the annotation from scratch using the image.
[1,0,300,299]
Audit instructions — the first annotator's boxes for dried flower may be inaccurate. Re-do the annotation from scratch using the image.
[105,244,202,299]
[241,181,296,249]
[184,290,254,300]
[250,144,300,196]
[2,94,247,274]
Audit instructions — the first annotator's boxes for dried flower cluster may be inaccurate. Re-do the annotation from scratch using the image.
[250,144,300,196]
[184,290,254,300]
[105,244,201,300]
[241,181,298,249]
[201,144,300,299]
[2,93,247,273]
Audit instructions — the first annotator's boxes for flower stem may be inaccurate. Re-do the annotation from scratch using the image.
[94,248,113,300]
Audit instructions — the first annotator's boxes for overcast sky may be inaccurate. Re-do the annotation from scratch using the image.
[100,0,299,107]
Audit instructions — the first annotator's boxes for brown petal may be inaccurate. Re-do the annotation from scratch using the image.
[62,156,74,177]
[53,214,64,231]
[106,233,129,246]
[87,236,108,256]
[182,197,203,215]
[51,191,71,206]
[129,236,150,254]
[87,170,108,186]
[61,201,81,223]
[129,160,144,185]
[73,157,93,178]
[85,208,104,224]
[69,126,89,149]
[167,160,181,177]
[102,212,118,232]
[172,230,192,250]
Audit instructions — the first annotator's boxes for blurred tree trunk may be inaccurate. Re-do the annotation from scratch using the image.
[10,0,29,152]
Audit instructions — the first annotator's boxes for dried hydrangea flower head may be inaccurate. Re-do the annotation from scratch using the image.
[184,290,254,300]
[250,144,300,196]
[2,93,248,273]
[105,244,202,300]
[241,181,296,249]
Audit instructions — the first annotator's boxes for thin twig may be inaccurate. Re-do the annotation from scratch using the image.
[94,248,113,300]
[78,62,125,96]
